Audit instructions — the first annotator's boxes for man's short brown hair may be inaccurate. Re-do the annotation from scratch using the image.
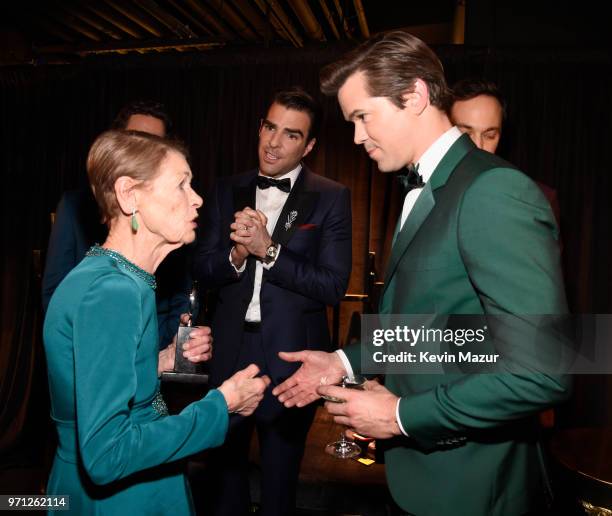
[270,87,321,141]
[320,30,452,111]
[451,78,508,121]
[87,130,187,223]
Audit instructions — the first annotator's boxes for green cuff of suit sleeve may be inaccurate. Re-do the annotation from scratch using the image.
[398,392,445,450]
[342,342,362,372]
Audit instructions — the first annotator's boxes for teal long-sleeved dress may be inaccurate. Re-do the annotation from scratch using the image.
[43,249,229,515]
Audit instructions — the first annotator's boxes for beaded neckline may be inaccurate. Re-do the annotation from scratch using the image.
[86,245,156,290]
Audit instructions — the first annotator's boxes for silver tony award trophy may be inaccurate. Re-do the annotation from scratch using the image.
[161,282,209,384]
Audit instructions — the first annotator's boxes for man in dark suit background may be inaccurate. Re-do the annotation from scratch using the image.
[42,100,169,312]
[42,100,206,356]
[193,88,352,516]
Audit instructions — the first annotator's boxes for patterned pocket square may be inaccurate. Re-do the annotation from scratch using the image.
[297,223,317,230]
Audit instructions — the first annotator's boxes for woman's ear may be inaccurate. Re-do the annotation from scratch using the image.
[114,176,139,216]
[403,78,429,115]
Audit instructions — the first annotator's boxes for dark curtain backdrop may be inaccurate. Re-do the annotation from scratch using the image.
[1,44,611,465]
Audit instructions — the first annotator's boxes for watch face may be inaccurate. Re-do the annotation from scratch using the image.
[266,244,277,259]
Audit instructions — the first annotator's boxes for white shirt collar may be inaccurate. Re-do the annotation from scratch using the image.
[413,126,462,184]
[258,163,302,190]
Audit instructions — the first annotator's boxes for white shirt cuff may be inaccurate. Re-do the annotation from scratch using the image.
[334,349,353,377]
[262,244,281,270]
[229,248,246,273]
[396,398,409,436]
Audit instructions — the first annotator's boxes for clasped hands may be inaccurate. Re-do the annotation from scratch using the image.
[230,207,272,268]
[158,313,213,376]
[271,350,402,439]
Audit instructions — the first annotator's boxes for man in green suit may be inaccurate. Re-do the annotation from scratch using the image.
[272,31,570,515]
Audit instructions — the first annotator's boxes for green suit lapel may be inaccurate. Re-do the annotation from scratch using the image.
[381,134,475,299]
[383,183,435,291]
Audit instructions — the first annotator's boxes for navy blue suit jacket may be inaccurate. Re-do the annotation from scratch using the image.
[193,167,352,386]
[42,188,106,312]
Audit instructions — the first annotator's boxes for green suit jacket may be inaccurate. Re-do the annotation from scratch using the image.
[344,135,570,516]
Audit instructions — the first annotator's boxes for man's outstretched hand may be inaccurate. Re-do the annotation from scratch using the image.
[272,350,346,407]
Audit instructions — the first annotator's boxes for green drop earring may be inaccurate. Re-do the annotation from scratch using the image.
[131,207,139,232]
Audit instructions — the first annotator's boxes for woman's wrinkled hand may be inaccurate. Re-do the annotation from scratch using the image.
[157,343,176,376]
[157,318,214,376]
[218,364,271,416]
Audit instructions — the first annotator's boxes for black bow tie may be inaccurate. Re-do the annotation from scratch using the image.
[257,175,291,193]
[397,163,424,194]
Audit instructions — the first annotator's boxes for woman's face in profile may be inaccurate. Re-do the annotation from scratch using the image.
[137,150,203,245]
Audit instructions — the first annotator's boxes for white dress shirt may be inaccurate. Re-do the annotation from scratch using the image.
[230,164,302,323]
[399,126,462,230]
[336,126,463,436]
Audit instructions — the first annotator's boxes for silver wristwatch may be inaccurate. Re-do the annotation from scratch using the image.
[263,242,279,264]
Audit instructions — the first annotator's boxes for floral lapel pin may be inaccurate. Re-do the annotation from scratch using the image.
[285,210,298,231]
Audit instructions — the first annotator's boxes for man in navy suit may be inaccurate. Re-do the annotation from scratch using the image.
[193,88,352,516]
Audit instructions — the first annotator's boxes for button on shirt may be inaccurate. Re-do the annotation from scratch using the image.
[232,165,302,323]
[336,126,463,436]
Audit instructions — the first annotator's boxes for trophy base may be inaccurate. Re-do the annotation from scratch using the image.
[161,371,209,384]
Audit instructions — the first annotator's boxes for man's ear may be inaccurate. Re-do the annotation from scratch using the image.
[302,137,316,158]
[114,176,139,216]
[403,79,429,115]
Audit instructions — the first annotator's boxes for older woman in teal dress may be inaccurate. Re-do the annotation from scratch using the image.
[43,130,270,515]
